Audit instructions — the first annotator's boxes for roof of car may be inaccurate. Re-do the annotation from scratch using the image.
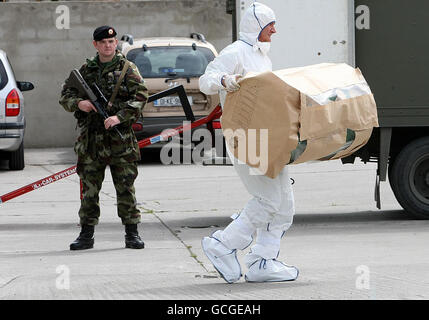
[120,36,218,54]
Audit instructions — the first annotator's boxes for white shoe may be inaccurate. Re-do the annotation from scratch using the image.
[201,232,242,284]
[245,258,299,283]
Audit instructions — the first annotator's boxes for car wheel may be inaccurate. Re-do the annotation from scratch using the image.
[9,141,25,170]
[389,137,429,219]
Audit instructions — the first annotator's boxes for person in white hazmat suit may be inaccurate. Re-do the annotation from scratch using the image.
[199,2,299,283]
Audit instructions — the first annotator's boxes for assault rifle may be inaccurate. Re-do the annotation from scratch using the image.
[67,69,125,140]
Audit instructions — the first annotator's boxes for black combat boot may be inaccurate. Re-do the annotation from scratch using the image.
[125,224,145,249]
[70,224,95,250]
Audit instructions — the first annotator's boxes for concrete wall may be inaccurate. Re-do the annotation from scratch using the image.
[0,0,232,147]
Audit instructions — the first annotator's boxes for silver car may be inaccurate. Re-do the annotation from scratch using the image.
[0,49,34,170]
[118,33,219,141]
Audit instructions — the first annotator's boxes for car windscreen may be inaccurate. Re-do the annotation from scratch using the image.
[0,60,8,91]
[126,46,215,78]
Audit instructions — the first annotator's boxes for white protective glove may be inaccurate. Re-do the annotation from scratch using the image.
[222,74,242,92]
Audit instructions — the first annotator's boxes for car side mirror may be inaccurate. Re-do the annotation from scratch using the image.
[17,81,34,92]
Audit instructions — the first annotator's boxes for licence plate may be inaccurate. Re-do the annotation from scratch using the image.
[153,96,193,107]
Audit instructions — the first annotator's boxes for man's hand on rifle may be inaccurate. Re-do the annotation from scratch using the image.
[104,116,120,130]
[78,100,97,113]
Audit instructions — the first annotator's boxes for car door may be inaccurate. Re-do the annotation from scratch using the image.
[0,56,8,136]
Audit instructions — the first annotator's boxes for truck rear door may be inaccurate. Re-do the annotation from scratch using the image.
[355,0,429,127]
[235,0,355,70]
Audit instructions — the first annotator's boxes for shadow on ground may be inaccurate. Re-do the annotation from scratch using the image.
[1,209,425,234]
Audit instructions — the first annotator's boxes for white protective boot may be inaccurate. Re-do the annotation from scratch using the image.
[244,229,298,282]
[202,213,255,283]
[245,258,299,282]
[201,230,242,283]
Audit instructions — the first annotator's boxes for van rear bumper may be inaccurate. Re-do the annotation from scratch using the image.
[0,122,24,151]
[0,122,25,130]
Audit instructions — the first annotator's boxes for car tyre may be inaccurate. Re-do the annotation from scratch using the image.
[9,141,25,170]
[389,137,429,219]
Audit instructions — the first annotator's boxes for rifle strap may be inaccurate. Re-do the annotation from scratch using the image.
[108,60,130,108]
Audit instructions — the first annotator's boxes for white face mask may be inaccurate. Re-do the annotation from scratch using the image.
[255,40,271,55]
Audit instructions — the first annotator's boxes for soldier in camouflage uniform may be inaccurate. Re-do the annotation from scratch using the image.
[59,26,148,250]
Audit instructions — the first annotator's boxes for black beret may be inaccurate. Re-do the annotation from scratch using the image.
[93,26,117,41]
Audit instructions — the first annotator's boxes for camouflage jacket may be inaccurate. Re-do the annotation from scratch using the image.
[59,51,148,162]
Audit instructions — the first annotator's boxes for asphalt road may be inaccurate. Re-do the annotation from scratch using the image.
[0,148,428,301]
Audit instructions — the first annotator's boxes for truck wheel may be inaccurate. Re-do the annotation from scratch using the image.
[389,137,429,219]
[388,155,397,196]
[9,142,25,170]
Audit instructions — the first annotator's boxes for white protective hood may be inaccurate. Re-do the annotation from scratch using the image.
[198,2,275,97]
[239,2,276,52]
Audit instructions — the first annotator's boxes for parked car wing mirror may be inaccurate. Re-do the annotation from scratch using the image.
[17,81,34,92]
[121,34,134,45]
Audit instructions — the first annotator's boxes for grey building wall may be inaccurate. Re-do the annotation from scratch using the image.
[0,0,232,147]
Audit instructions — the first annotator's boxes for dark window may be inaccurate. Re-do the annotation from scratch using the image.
[0,60,8,91]
[127,46,215,78]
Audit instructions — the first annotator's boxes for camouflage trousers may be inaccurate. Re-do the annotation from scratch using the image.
[76,157,140,226]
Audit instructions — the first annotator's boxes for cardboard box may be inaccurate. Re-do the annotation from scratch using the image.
[221,63,379,178]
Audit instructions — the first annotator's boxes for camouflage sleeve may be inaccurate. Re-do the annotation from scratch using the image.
[59,64,86,112]
[116,62,148,124]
